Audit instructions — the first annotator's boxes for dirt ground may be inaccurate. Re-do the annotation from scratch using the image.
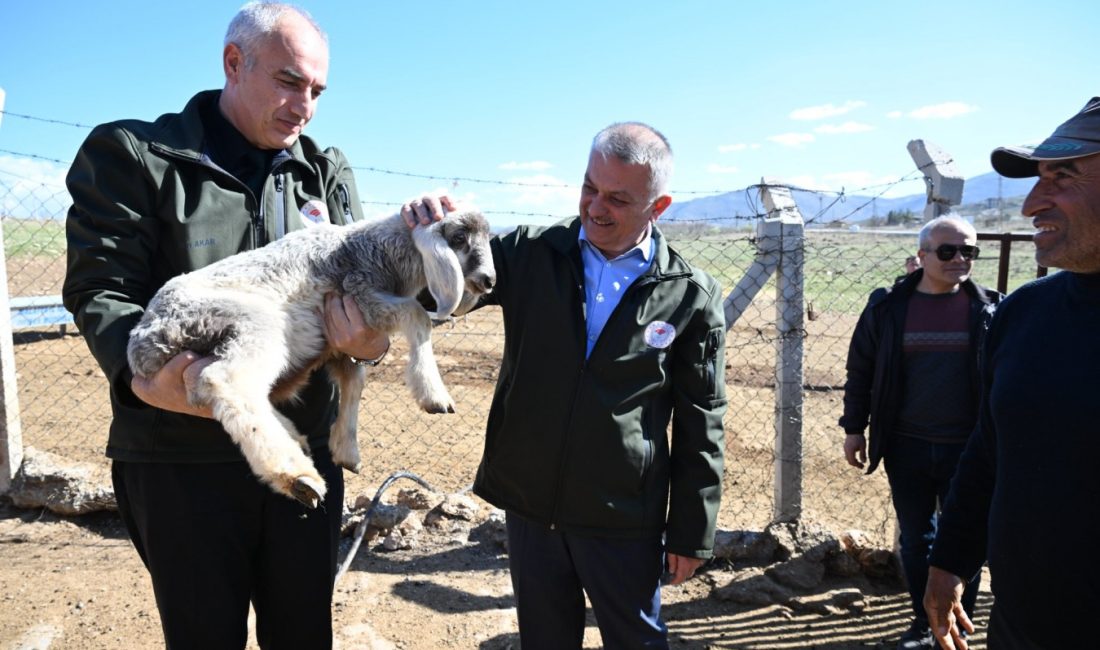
[0,499,993,650]
[0,271,993,648]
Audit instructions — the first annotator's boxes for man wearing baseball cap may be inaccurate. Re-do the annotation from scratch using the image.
[923,98,1100,649]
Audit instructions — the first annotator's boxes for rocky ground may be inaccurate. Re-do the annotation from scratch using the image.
[0,480,992,650]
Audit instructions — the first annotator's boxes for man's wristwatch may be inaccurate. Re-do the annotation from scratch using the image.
[349,341,390,367]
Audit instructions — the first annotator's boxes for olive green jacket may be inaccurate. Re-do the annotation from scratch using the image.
[62,90,364,462]
[474,219,728,558]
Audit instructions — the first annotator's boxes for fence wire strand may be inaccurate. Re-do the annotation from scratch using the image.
[0,168,1038,548]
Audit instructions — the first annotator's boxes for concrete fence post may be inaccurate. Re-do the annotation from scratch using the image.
[0,87,22,494]
[758,180,805,523]
[0,218,25,495]
[907,139,965,221]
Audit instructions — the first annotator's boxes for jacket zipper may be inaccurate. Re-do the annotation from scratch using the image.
[549,364,587,530]
[273,174,286,240]
[548,272,589,530]
[705,328,719,394]
[338,183,353,223]
[149,143,264,250]
[547,271,667,529]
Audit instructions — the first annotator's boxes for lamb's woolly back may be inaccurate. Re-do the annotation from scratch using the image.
[123,207,496,507]
[312,213,426,299]
[127,210,493,379]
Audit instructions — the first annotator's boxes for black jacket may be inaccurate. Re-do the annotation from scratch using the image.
[838,270,1002,474]
[62,90,364,462]
[930,271,1100,645]
[472,219,728,557]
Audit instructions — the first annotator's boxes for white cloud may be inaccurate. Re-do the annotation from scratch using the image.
[706,164,740,174]
[0,156,72,219]
[498,160,553,171]
[821,171,895,190]
[775,171,925,199]
[772,175,830,192]
[717,143,759,153]
[767,132,815,147]
[499,173,576,212]
[886,110,904,119]
[813,121,876,135]
[906,102,979,120]
[790,100,866,121]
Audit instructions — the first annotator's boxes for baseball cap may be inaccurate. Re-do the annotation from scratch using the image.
[991,97,1100,178]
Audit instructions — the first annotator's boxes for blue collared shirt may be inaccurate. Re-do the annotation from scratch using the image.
[578,225,656,358]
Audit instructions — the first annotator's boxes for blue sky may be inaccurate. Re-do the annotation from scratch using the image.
[1,0,1097,228]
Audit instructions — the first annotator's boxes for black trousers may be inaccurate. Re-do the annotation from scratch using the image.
[112,448,344,650]
[505,512,668,650]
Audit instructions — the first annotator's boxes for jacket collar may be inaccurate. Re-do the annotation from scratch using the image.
[150,90,314,167]
[887,269,994,306]
[544,218,692,280]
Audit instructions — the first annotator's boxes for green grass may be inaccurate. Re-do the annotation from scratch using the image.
[2,218,67,258]
[1,217,1044,317]
[666,228,1045,317]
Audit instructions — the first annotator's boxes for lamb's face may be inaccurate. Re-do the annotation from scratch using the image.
[441,211,496,295]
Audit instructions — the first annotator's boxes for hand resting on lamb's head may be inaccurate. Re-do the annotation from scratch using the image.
[126,209,496,508]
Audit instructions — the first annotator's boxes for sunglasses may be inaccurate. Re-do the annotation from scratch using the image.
[928,244,981,261]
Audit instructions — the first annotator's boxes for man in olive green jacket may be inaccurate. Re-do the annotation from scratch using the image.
[62,4,388,648]
[404,122,727,650]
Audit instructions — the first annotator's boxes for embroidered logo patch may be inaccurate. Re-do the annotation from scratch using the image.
[300,200,329,226]
[644,321,676,349]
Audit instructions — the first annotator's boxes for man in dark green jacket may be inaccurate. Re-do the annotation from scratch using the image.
[61,4,388,648]
[404,122,727,649]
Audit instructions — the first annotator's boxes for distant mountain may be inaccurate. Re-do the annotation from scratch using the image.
[662,172,1037,227]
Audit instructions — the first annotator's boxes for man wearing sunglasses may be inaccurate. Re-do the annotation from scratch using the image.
[925,98,1100,649]
[840,214,1002,649]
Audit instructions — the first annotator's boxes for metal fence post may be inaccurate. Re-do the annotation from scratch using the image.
[759,181,805,523]
[0,218,25,495]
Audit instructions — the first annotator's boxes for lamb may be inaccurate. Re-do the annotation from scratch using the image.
[126,210,496,508]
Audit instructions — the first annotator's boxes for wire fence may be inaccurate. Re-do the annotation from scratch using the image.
[0,165,1040,547]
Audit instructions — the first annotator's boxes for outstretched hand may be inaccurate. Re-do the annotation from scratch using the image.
[401,193,457,228]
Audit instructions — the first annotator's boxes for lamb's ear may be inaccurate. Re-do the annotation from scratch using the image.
[411,221,464,317]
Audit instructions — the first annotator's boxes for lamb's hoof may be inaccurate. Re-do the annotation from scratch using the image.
[291,477,323,509]
[420,398,456,414]
[337,460,361,474]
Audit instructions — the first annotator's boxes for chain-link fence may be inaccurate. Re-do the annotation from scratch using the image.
[0,177,1040,546]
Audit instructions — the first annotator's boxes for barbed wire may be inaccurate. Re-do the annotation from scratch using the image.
[0,106,942,224]
[0,148,72,167]
[0,110,96,129]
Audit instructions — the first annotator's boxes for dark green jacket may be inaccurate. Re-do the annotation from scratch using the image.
[62,90,364,462]
[473,219,728,558]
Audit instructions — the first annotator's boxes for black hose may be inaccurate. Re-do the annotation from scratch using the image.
[335,470,436,583]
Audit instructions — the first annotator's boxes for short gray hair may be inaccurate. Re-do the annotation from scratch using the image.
[918,213,977,249]
[591,122,674,200]
[225,2,327,69]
